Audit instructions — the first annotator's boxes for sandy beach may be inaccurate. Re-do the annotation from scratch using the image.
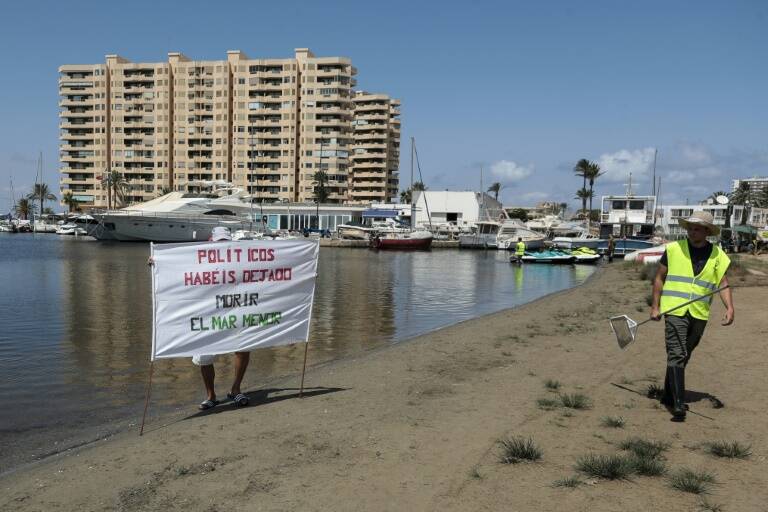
[1,258,767,512]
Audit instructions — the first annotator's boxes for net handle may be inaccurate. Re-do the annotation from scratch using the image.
[636,284,729,328]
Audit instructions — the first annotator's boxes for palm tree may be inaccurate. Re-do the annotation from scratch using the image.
[62,191,81,213]
[756,187,768,209]
[107,171,128,208]
[575,188,593,216]
[558,202,568,219]
[487,182,502,201]
[15,198,32,220]
[574,158,590,200]
[400,181,426,205]
[312,171,329,203]
[584,161,604,217]
[28,183,57,217]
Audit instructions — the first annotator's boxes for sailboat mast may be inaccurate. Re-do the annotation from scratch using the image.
[480,165,484,218]
[410,137,415,230]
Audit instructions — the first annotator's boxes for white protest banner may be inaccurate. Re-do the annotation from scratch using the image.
[150,239,319,360]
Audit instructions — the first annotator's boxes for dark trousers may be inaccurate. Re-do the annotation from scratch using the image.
[664,313,707,368]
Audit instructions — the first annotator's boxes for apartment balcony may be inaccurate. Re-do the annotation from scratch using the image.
[59,97,94,107]
[354,105,389,114]
[352,170,387,179]
[351,161,386,169]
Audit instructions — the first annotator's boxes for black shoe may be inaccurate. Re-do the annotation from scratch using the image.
[670,366,686,422]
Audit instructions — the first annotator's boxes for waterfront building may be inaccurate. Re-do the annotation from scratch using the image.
[58,63,109,207]
[656,203,728,240]
[59,49,400,210]
[350,92,401,204]
[409,191,503,229]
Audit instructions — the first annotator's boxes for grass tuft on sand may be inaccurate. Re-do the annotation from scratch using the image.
[560,393,591,410]
[646,383,664,400]
[536,398,560,410]
[704,440,751,459]
[552,476,582,488]
[626,454,667,476]
[544,379,562,391]
[668,468,716,494]
[498,436,543,464]
[600,416,626,428]
[697,498,725,512]
[575,454,633,480]
[619,437,670,460]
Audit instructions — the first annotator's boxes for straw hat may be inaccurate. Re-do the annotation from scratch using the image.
[211,226,232,241]
[678,210,720,236]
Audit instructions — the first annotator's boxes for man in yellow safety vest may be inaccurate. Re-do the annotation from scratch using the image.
[514,237,526,262]
[650,211,734,422]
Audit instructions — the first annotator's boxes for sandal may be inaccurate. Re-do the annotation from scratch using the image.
[198,399,219,410]
[227,392,249,407]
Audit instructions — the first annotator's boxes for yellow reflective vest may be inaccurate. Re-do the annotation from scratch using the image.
[515,241,526,256]
[660,240,730,320]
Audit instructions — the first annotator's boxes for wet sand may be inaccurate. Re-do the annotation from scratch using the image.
[1,260,766,511]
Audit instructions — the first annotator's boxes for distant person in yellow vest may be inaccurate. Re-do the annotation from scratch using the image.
[650,211,734,422]
[514,237,526,263]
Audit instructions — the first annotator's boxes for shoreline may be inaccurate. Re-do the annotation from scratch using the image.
[0,262,597,480]
[2,262,766,511]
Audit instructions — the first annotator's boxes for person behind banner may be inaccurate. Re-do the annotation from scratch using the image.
[148,226,252,410]
[194,226,251,410]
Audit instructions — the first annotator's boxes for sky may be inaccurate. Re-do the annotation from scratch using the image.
[0,0,766,213]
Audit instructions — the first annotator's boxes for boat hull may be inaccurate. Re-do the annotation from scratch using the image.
[370,233,433,250]
[519,255,576,264]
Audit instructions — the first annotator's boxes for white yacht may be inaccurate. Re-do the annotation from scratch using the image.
[459,219,545,250]
[86,183,261,242]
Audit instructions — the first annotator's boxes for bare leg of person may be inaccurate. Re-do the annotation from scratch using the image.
[231,352,250,395]
[200,364,216,401]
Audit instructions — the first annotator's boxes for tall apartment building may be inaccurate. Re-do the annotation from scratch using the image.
[350,92,401,204]
[58,64,109,206]
[59,48,400,210]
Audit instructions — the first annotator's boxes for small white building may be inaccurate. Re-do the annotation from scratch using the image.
[373,191,503,229]
[411,191,503,229]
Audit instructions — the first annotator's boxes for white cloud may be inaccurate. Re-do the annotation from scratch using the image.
[596,147,657,184]
[490,160,533,182]
[666,170,696,183]
[522,191,548,202]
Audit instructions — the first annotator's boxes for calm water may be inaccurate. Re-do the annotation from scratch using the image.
[0,233,595,474]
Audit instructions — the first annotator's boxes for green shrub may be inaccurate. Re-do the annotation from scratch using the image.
[575,454,632,480]
[498,436,543,464]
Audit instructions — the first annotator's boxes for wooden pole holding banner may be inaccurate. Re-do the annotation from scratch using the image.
[299,341,310,398]
[139,362,155,436]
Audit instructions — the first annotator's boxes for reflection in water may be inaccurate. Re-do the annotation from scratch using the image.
[0,234,594,473]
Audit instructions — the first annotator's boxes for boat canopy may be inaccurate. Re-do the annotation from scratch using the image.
[363,209,400,218]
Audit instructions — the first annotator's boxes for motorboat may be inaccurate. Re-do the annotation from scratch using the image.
[88,184,264,242]
[516,250,576,264]
[551,233,601,250]
[597,237,657,257]
[337,223,374,240]
[568,247,602,264]
[56,223,86,236]
[624,244,668,264]
[458,220,501,248]
[337,220,408,240]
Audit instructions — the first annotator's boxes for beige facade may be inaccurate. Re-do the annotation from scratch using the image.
[59,48,399,209]
[59,64,109,207]
[350,92,401,204]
